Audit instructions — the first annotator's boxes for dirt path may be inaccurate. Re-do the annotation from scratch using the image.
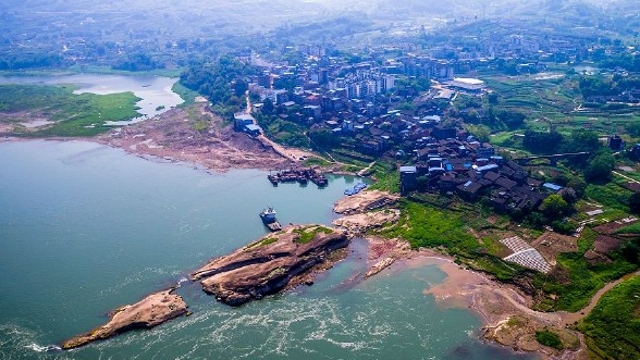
[613,170,640,185]
[357,161,376,176]
[559,270,640,326]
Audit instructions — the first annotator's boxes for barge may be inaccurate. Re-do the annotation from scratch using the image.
[267,168,328,188]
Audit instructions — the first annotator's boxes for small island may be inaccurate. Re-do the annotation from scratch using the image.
[61,288,188,350]
[190,225,349,306]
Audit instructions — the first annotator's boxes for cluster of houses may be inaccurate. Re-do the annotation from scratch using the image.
[400,136,563,214]
[585,89,640,104]
[236,49,493,155]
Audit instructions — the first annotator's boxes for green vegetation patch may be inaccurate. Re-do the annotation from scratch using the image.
[586,179,634,212]
[293,226,333,244]
[172,81,202,108]
[369,162,400,193]
[535,329,564,350]
[0,84,141,137]
[257,115,311,148]
[304,157,331,167]
[378,200,479,252]
[247,237,279,250]
[578,276,640,360]
[616,223,640,235]
[533,228,638,312]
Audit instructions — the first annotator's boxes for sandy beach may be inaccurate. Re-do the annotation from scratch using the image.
[363,244,588,360]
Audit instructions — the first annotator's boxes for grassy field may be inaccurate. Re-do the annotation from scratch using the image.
[0,84,140,137]
[374,198,529,280]
[368,162,400,192]
[171,81,202,107]
[378,200,479,250]
[578,275,640,360]
[585,178,634,212]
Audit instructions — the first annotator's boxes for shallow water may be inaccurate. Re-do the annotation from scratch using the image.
[0,140,537,360]
[0,74,184,122]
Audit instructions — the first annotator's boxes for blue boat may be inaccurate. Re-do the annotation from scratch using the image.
[259,207,277,223]
[259,207,282,231]
[344,182,368,196]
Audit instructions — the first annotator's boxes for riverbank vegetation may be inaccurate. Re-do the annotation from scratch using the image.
[578,275,640,360]
[0,84,140,136]
[171,82,202,108]
[535,329,564,350]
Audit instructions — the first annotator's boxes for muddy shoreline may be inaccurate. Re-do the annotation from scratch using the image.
[362,245,589,360]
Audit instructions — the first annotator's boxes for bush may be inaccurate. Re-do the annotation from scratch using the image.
[551,220,577,235]
[535,330,563,349]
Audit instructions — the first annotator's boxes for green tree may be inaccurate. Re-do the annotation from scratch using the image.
[567,177,587,198]
[262,98,275,114]
[487,92,499,105]
[535,330,563,349]
[563,129,600,153]
[497,110,526,130]
[541,194,569,218]
[584,149,615,183]
[308,127,337,149]
[523,131,564,154]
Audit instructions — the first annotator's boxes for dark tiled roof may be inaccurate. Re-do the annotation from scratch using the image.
[457,181,483,194]
[527,178,543,187]
[495,177,517,190]
[484,171,501,182]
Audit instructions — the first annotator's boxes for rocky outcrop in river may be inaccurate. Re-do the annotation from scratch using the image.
[61,288,188,350]
[190,225,349,306]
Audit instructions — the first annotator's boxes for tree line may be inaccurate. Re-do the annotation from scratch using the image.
[180,56,260,106]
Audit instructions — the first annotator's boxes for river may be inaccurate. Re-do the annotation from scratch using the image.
[0,139,537,360]
[0,74,184,123]
[0,73,536,359]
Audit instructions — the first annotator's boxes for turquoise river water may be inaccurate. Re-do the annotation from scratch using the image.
[0,140,537,360]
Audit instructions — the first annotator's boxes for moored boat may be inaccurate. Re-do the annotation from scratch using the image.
[344,182,368,196]
[259,207,277,223]
[259,207,282,231]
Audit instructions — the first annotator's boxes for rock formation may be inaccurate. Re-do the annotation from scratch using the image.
[190,225,349,306]
[61,288,188,349]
